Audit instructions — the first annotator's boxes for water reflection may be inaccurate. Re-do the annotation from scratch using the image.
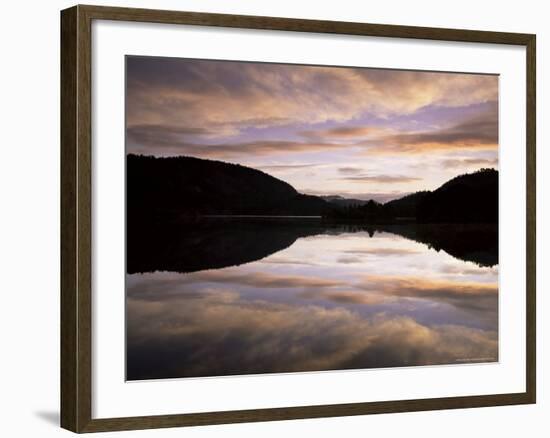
[127,222,498,380]
[127,219,498,274]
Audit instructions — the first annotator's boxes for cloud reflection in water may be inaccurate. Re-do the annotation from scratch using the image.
[127,231,498,380]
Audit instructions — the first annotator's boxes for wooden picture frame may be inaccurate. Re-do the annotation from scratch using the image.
[61,4,536,433]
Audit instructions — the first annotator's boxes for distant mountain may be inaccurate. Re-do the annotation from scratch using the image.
[320,195,371,207]
[127,154,330,218]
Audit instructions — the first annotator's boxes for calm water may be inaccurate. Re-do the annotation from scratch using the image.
[126,221,498,380]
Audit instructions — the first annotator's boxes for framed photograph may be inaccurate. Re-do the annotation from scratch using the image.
[60,4,536,433]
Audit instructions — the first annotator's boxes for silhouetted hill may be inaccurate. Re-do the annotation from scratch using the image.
[128,155,497,224]
[127,154,330,217]
[328,168,498,223]
[127,157,499,273]
[384,191,430,219]
[377,223,498,266]
[418,168,498,223]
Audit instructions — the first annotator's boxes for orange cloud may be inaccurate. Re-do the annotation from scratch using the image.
[360,275,498,314]
[127,271,344,304]
[363,275,497,296]
[300,126,390,140]
[302,290,392,306]
[127,57,498,143]
[361,108,498,155]
[127,278,498,379]
[126,125,344,157]
[441,157,498,169]
[337,175,422,184]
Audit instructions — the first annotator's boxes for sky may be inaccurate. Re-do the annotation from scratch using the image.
[126,56,498,203]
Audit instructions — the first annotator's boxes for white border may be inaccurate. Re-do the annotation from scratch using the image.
[92,20,526,419]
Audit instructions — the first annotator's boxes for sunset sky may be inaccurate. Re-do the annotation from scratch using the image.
[127,231,498,379]
[126,56,498,202]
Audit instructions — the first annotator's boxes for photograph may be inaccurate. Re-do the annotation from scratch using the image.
[125,56,499,381]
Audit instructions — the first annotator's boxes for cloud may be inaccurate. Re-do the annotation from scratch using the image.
[127,123,214,139]
[127,276,498,379]
[336,256,363,264]
[337,175,422,184]
[441,157,498,169]
[361,275,498,315]
[338,167,364,174]
[257,163,321,172]
[193,271,344,289]
[128,271,343,300]
[259,256,318,266]
[127,125,343,157]
[127,57,499,155]
[300,126,389,140]
[304,290,391,306]
[363,107,498,155]
[439,263,498,277]
[344,248,421,256]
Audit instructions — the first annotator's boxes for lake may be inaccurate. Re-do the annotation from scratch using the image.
[126,219,498,380]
